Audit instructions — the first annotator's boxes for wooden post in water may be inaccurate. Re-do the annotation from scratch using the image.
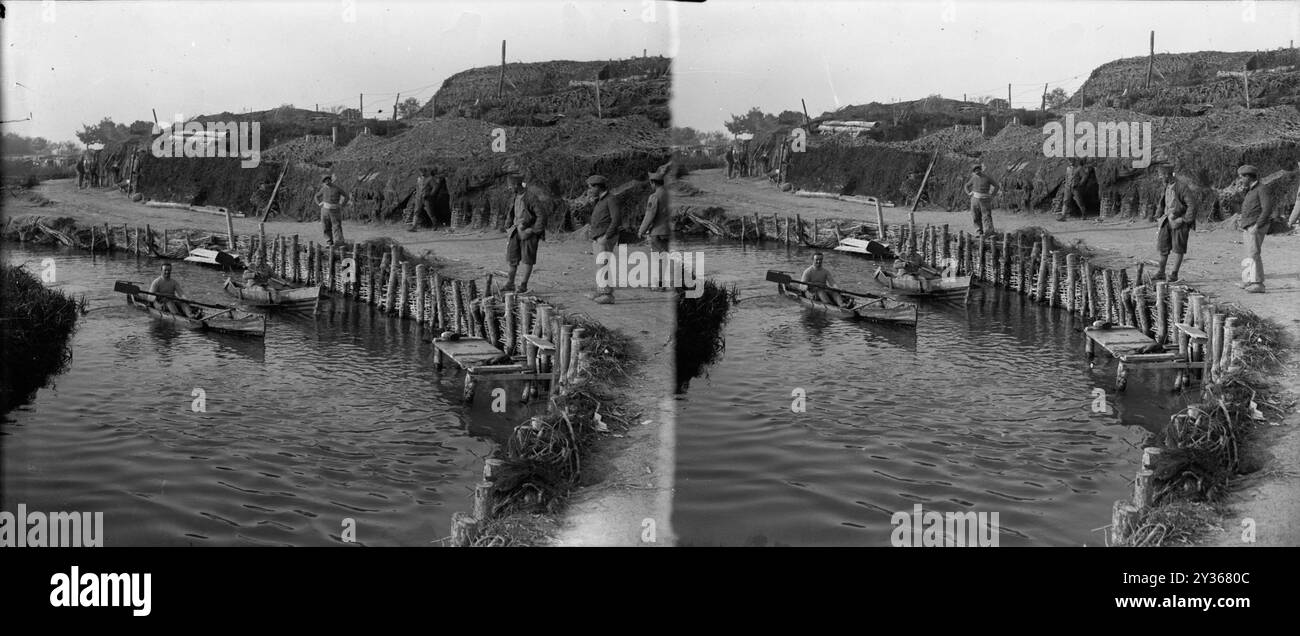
[754,212,763,241]
[1134,287,1151,337]
[257,225,267,267]
[1210,312,1225,377]
[1111,500,1139,546]
[450,279,464,333]
[874,200,886,239]
[328,244,338,294]
[813,218,819,246]
[385,245,400,313]
[433,274,446,330]
[288,235,298,283]
[1101,269,1114,322]
[783,217,791,246]
[348,243,358,297]
[366,245,377,305]
[1083,262,1097,318]
[502,291,516,355]
[449,512,478,547]
[999,234,1010,287]
[1117,270,1131,325]
[955,232,966,276]
[414,264,427,324]
[1064,253,1078,312]
[397,262,410,319]
[1169,288,1185,341]
[466,280,482,337]
[1134,469,1155,509]
[1048,252,1061,308]
[520,298,536,400]
[483,297,499,348]
[1153,281,1168,344]
[1035,235,1050,302]
[976,234,987,282]
[941,224,951,263]
[306,241,316,284]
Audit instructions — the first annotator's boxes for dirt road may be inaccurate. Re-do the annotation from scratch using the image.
[6,179,676,547]
[680,168,1300,547]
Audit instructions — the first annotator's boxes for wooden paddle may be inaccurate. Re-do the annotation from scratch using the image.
[113,280,232,310]
[765,270,889,300]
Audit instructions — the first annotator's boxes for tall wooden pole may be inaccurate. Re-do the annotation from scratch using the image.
[498,40,506,99]
[912,149,939,213]
[359,93,363,120]
[1146,31,1155,88]
[393,93,400,121]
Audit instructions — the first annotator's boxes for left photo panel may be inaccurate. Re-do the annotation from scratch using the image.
[0,1,676,547]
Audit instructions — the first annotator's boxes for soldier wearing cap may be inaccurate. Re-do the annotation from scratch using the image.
[1236,164,1273,293]
[503,172,546,294]
[315,174,350,247]
[587,174,621,304]
[639,168,671,291]
[1153,164,1194,283]
[964,164,999,235]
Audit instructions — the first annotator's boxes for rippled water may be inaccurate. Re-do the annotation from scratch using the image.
[2,244,533,546]
[673,239,1189,546]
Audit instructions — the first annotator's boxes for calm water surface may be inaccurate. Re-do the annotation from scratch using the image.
[673,239,1188,546]
[2,244,533,546]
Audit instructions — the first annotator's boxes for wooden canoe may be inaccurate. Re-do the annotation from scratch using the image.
[223,277,324,314]
[124,292,266,337]
[872,266,971,304]
[776,282,918,326]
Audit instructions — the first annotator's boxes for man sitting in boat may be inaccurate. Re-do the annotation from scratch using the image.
[800,253,851,308]
[892,251,925,282]
[148,263,195,318]
[240,267,270,293]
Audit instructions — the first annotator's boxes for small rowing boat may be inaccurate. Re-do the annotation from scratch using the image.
[115,280,266,337]
[767,271,918,325]
[223,277,325,314]
[872,266,971,304]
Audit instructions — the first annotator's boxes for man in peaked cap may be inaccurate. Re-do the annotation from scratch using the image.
[503,171,546,295]
[314,174,350,247]
[964,164,999,236]
[587,174,621,304]
[1235,164,1273,293]
[1153,163,1195,283]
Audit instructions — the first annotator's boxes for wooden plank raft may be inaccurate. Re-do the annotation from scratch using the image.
[1083,326,1197,392]
[431,337,554,403]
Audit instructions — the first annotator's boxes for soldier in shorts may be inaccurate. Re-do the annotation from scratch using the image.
[503,172,545,294]
[1153,164,1194,282]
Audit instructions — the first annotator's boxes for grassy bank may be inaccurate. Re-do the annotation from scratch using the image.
[0,264,81,413]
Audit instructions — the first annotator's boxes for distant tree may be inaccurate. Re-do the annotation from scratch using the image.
[669,126,700,145]
[700,130,731,146]
[724,107,791,138]
[1044,87,1070,109]
[985,97,1009,110]
[75,118,131,145]
[397,97,422,119]
[277,103,296,110]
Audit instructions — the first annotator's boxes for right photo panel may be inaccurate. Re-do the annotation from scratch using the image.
[671,0,1300,548]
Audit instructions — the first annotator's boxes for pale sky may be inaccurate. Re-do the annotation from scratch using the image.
[673,0,1300,132]
[5,1,1299,145]
[2,1,671,143]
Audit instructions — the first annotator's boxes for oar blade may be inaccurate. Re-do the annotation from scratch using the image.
[765,270,793,284]
[113,280,142,295]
